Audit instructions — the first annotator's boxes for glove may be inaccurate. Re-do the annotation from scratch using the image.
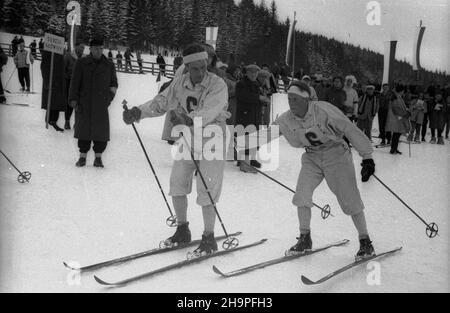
[361,159,375,182]
[123,106,142,124]
[169,109,193,127]
[70,100,82,113]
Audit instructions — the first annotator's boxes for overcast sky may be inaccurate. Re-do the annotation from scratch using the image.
[255,0,449,73]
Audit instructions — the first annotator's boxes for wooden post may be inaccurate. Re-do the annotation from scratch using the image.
[45,52,55,129]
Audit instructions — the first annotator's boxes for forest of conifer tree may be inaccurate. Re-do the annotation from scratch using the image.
[1,0,448,85]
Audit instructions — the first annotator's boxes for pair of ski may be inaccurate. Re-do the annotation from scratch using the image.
[64,232,267,286]
[213,240,402,285]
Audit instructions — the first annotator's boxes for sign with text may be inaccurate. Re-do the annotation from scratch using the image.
[44,33,65,55]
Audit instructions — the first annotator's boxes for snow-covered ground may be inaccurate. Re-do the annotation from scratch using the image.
[0,33,449,293]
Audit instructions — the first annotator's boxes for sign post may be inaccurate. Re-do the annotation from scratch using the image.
[44,33,65,129]
[205,27,219,50]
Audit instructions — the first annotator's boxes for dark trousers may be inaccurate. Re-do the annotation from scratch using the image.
[421,113,429,140]
[78,140,107,154]
[125,60,132,71]
[0,72,4,96]
[430,129,443,138]
[48,110,60,123]
[390,133,401,153]
[378,110,391,142]
[65,79,73,121]
[18,67,30,89]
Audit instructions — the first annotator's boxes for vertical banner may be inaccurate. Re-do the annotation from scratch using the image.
[66,1,82,58]
[382,40,397,87]
[205,27,219,50]
[412,21,425,72]
[285,16,297,65]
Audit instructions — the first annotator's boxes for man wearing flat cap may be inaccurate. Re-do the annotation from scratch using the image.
[235,64,266,172]
[69,36,118,168]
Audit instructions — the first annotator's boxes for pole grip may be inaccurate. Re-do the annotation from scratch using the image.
[122,100,128,111]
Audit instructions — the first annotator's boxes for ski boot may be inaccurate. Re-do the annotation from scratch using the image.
[93,157,104,168]
[75,157,86,167]
[188,232,218,258]
[286,232,312,256]
[355,237,375,261]
[161,222,192,248]
[239,158,257,173]
[437,137,444,145]
[250,160,262,169]
[430,137,436,144]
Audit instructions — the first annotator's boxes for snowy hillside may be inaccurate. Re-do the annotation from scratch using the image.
[0,41,449,293]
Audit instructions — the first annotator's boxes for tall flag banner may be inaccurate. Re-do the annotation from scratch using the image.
[382,40,397,86]
[205,27,219,49]
[66,1,82,59]
[412,21,426,71]
[285,15,297,65]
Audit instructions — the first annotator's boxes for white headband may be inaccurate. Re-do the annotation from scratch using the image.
[183,52,208,64]
[288,86,310,98]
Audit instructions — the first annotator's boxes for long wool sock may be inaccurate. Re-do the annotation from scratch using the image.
[297,206,312,234]
[352,211,369,239]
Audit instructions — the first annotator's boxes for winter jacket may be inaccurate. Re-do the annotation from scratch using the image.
[429,99,447,130]
[358,94,379,120]
[235,77,263,127]
[14,49,34,68]
[69,55,118,142]
[325,87,346,113]
[41,50,67,112]
[409,99,426,125]
[385,95,411,134]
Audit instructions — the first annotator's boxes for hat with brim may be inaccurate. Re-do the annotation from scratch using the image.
[89,37,104,47]
[245,64,261,72]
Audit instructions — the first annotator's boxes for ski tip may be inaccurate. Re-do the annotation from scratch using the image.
[63,261,80,270]
[212,265,225,276]
[300,275,317,285]
[94,275,117,287]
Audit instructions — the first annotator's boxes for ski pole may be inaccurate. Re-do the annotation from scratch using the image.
[122,100,177,227]
[241,160,333,219]
[0,149,31,183]
[180,133,239,251]
[373,174,438,238]
[4,68,17,94]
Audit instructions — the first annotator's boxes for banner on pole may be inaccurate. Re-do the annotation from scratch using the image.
[205,27,219,49]
[44,33,65,55]
[285,18,297,65]
[412,21,425,71]
[382,40,397,86]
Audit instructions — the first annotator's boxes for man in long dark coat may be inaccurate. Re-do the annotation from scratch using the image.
[69,37,118,168]
[41,48,66,132]
[235,64,265,172]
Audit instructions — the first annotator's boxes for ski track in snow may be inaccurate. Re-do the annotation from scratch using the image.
[0,32,449,293]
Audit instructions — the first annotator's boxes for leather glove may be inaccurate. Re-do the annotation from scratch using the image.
[361,159,375,182]
[169,109,193,127]
[123,106,142,124]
